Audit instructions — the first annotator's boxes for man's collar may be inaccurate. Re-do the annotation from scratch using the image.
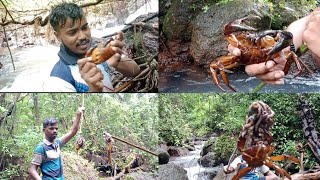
[43,139,55,145]
[58,40,95,65]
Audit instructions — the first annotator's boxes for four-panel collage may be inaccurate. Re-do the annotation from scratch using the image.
[1,0,320,180]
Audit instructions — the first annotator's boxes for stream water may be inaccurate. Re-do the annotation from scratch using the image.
[169,141,219,180]
[0,0,158,92]
[159,64,320,93]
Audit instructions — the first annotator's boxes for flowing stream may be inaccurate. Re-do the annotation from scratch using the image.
[169,141,219,180]
[159,64,320,93]
[0,0,158,92]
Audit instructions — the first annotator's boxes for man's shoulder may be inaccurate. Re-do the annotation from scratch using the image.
[34,142,46,154]
[49,59,75,87]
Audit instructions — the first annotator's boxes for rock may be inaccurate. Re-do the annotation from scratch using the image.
[159,151,170,165]
[144,32,158,54]
[196,168,219,180]
[213,166,236,180]
[200,137,215,156]
[162,0,203,41]
[189,0,270,65]
[168,146,189,157]
[183,144,195,151]
[124,172,157,180]
[198,152,217,167]
[159,143,168,151]
[158,164,188,180]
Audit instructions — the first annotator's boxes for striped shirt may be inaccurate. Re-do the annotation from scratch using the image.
[31,139,64,179]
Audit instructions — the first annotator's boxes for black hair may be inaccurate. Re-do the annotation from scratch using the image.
[49,2,84,32]
[43,118,58,128]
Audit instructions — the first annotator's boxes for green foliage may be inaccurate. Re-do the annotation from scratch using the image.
[159,93,320,169]
[0,93,158,178]
[213,134,237,164]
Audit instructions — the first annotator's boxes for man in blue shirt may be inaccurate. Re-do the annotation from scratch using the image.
[43,3,140,92]
[29,107,84,179]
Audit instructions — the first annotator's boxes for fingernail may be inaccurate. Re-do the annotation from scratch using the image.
[266,61,275,69]
[274,71,284,79]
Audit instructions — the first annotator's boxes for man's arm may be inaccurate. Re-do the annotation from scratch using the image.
[60,107,84,145]
[264,170,279,180]
[112,56,140,77]
[302,7,320,64]
[236,9,318,84]
[29,164,41,180]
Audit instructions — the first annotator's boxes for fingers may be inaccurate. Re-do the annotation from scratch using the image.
[77,58,104,92]
[107,53,122,68]
[109,39,124,49]
[245,61,276,76]
[228,44,241,56]
[245,61,285,84]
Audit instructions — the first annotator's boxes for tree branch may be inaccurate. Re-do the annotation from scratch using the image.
[0,0,105,27]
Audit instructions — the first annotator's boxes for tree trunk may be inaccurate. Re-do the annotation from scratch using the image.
[288,169,320,180]
[298,95,320,163]
[32,93,40,124]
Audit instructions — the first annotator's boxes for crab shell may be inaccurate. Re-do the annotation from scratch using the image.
[86,31,124,64]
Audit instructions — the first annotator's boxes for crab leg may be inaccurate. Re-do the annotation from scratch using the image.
[231,166,252,180]
[210,55,238,92]
[265,161,292,180]
[270,155,300,164]
[283,51,313,77]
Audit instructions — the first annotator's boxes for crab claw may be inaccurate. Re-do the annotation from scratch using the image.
[224,15,260,35]
[267,31,293,56]
[85,44,98,57]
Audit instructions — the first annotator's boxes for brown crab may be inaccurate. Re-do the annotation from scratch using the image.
[210,16,312,92]
[233,129,300,180]
[86,31,124,64]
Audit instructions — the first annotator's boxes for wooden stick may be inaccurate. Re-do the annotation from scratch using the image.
[112,135,158,156]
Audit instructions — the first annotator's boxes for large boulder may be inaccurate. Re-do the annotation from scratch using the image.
[162,0,203,41]
[189,0,270,66]
[198,152,217,167]
[168,146,189,157]
[158,164,188,180]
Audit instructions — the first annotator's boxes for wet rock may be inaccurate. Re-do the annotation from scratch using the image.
[198,152,217,167]
[158,164,188,180]
[168,146,189,157]
[189,0,270,66]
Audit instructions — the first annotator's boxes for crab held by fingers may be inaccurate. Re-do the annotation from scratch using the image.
[232,131,300,180]
[85,31,124,64]
[210,16,313,92]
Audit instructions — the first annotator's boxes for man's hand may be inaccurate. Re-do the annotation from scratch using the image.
[77,57,104,92]
[223,165,235,174]
[228,45,286,84]
[105,39,124,68]
[77,107,85,116]
[303,8,320,62]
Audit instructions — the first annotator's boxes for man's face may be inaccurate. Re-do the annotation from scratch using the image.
[55,16,91,56]
[43,123,58,142]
